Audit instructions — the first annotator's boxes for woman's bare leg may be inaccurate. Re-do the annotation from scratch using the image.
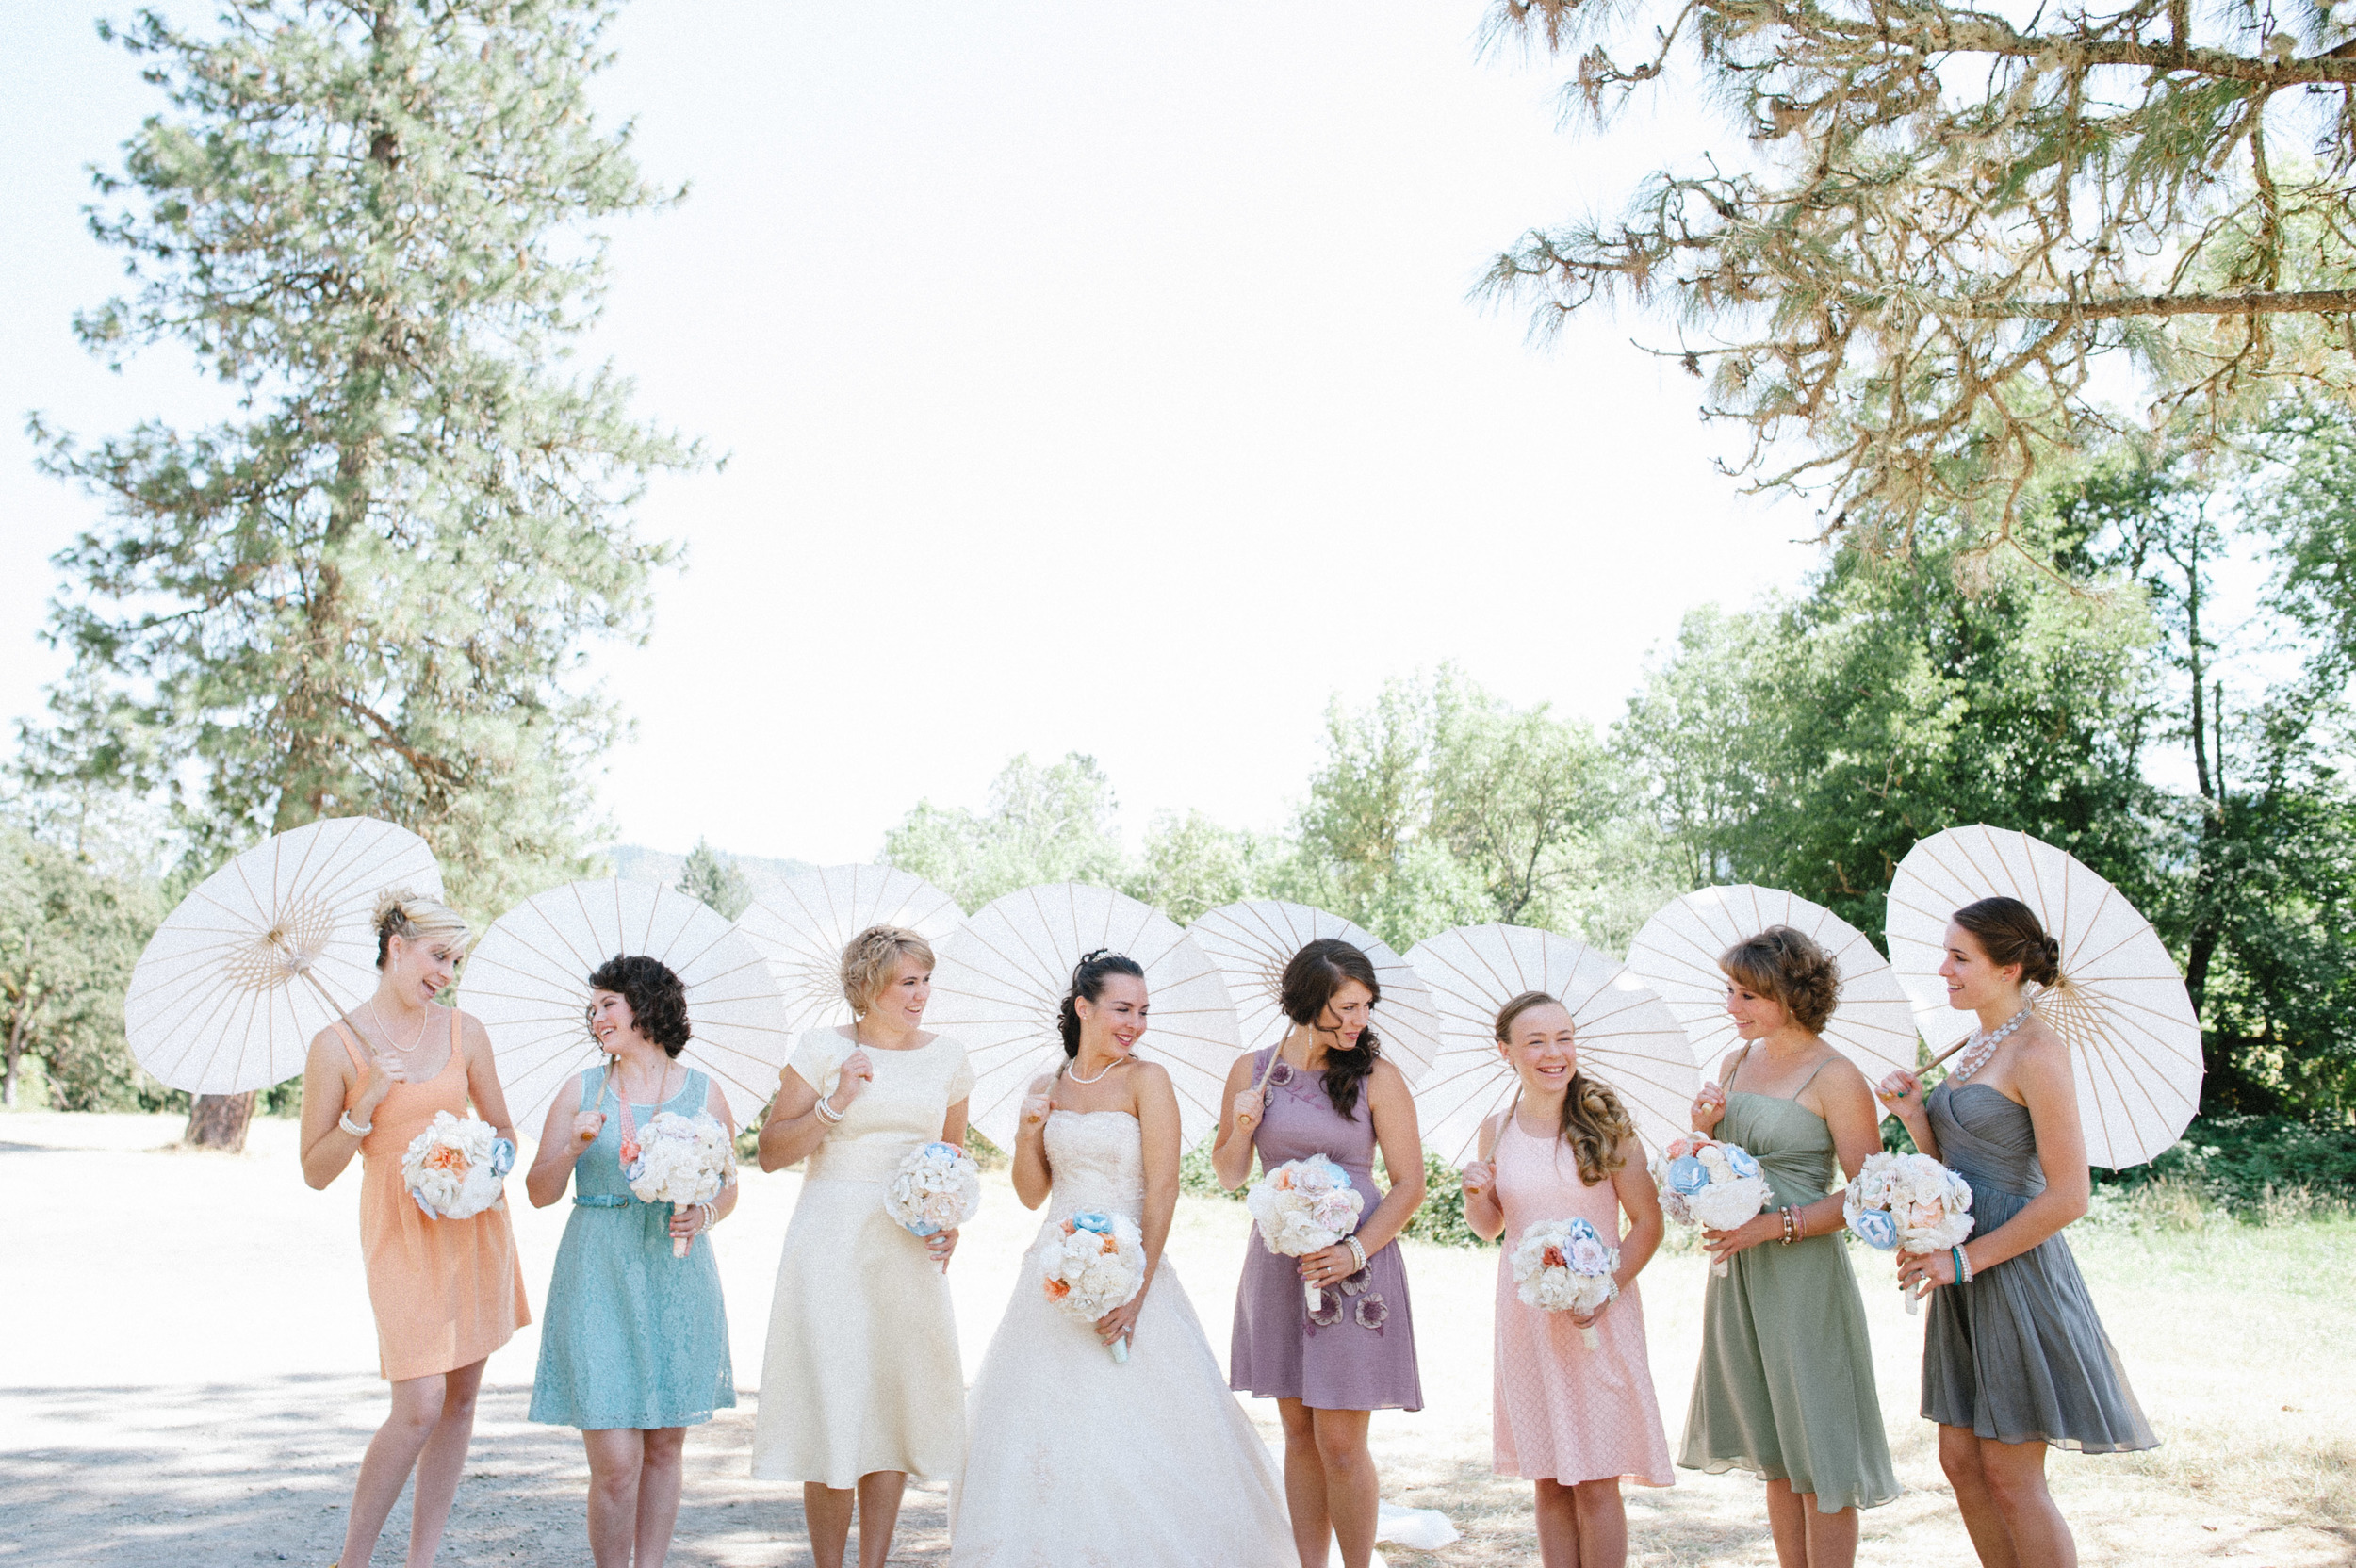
[1309,1407,1378,1568]
[1532,1477,1581,1567]
[803,1483,854,1568]
[335,1374,449,1567]
[1939,1424,2021,1567]
[1979,1439,2075,1568]
[582,1429,646,1568]
[1796,1494,1857,1568]
[401,1360,485,1567]
[1276,1398,1330,1566]
[853,1470,906,1568]
[1570,1477,1627,1568]
[633,1428,687,1568]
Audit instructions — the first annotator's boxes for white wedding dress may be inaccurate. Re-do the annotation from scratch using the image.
[950,1109,1296,1567]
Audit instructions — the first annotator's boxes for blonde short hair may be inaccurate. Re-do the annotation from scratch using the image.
[374,890,470,968]
[840,924,935,1015]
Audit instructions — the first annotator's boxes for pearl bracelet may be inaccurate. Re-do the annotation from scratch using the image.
[1345,1235,1367,1274]
[1953,1244,1973,1283]
[813,1097,844,1124]
[338,1110,373,1137]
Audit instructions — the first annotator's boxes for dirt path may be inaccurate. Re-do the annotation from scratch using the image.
[1,1113,2346,1566]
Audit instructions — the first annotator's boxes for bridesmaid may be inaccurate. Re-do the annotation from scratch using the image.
[1460,991,1672,1568]
[1681,925,1896,1568]
[526,954,738,1568]
[751,924,974,1568]
[1212,937,1426,1568]
[1876,898,2155,1568]
[297,892,531,1568]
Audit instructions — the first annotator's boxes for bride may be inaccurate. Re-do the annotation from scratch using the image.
[951,950,1295,1567]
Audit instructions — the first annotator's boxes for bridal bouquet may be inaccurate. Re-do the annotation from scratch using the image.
[624,1111,735,1258]
[884,1141,983,1238]
[1844,1151,1975,1314]
[1509,1217,1620,1348]
[401,1111,515,1221]
[1040,1209,1148,1363]
[1651,1135,1774,1277]
[1246,1152,1366,1312]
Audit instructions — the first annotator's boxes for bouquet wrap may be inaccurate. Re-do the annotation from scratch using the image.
[1039,1209,1148,1362]
[1509,1216,1621,1348]
[1650,1135,1774,1277]
[623,1110,735,1258]
[1843,1151,1974,1314]
[1245,1152,1366,1313]
[401,1111,515,1221]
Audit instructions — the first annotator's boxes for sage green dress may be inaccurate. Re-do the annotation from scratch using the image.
[1677,1063,1898,1513]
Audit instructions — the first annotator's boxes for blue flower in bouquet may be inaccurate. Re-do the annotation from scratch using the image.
[1070,1210,1116,1237]
[1667,1156,1712,1196]
[1565,1217,1602,1244]
[1851,1208,1899,1250]
[489,1138,516,1179]
[1723,1145,1761,1180]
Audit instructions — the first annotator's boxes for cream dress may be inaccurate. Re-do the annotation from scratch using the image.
[751,1027,975,1486]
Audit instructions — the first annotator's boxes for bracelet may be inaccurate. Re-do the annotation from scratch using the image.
[698,1201,714,1233]
[1953,1244,1973,1283]
[1779,1205,1801,1245]
[812,1097,844,1124]
[338,1110,373,1137]
[1345,1235,1367,1274]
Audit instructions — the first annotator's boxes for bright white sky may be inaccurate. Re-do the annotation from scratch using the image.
[2,1,1829,866]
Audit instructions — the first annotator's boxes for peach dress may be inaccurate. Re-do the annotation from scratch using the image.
[1491,1116,1674,1486]
[337,1014,530,1382]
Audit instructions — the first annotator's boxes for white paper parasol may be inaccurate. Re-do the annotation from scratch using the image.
[735,865,964,1037]
[461,879,792,1135]
[1404,923,1696,1163]
[1625,885,1919,1086]
[124,818,447,1094]
[926,883,1240,1152]
[1886,825,2202,1169]
[1185,901,1440,1085]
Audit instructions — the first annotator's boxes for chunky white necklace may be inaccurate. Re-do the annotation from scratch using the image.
[1951,1006,2032,1082]
[1066,1053,1122,1085]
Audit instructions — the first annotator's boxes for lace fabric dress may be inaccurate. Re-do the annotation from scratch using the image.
[1491,1117,1674,1487]
[1677,1062,1898,1513]
[950,1110,1294,1568]
[751,1028,975,1487]
[1921,1080,2156,1451]
[528,1068,735,1430]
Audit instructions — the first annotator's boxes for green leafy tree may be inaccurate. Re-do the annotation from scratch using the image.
[0,830,163,1110]
[883,754,1126,912]
[677,838,751,920]
[1125,810,1271,925]
[1482,0,2356,552]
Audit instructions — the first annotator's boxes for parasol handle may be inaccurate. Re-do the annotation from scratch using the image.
[1251,1039,1286,1099]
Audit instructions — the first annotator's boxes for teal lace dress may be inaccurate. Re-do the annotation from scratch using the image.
[529,1069,736,1430]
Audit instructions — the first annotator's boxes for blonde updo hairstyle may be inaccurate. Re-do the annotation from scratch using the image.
[839,924,937,1017]
[1494,989,1635,1186]
[373,890,470,968]
[1719,924,1841,1032]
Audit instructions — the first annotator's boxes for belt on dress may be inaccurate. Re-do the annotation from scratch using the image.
[572,1193,634,1207]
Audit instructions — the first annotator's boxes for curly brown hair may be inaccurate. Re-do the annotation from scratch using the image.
[1718,925,1841,1033]
[587,953,692,1056]
[1493,990,1634,1185]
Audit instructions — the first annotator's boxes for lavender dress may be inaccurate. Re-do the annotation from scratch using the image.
[1229,1047,1422,1412]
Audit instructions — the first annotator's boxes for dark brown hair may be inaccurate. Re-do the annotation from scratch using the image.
[588,953,692,1056]
[1719,924,1841,1033]
[1281,938,1383,1119]
[1058,949,1146,1060]
[1953,897,2063,987]
[1493,990,1633,1185]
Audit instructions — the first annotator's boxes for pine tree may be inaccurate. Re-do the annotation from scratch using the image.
[677,839,751,921]
[26,1,702,1142]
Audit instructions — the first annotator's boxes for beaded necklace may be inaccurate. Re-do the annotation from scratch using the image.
[1950,1005,2032,1083]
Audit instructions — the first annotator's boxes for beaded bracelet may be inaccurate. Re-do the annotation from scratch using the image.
[338,1110,373,1137]
[1952,1244,1973,1283]
[1345,1235,1367,1274]
[813,1097,844,1124]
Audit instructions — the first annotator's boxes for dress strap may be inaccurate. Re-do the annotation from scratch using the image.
[580,1067,605,1113]
[1787,1054,1836,1100]
[330,1018,368,1072]
[1726,1041,1754,1091]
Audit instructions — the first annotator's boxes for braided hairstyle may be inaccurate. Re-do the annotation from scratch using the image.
[1493,990,1634,1185]
[1953,897,2063,987]
[1280,938,1383,1119]
[1058,948,1146,1060]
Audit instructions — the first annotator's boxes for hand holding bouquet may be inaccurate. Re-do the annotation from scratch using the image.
[1040,1209,1149,1362]
[624,1110,735,1258]
[402,1111,515,1220]
[1245,1152,1366,1312]
[884,1141,983,1239]
[1844,1151,1973,1313]
[1651,1135,1774,1277]
[1510,1216,1621,1348]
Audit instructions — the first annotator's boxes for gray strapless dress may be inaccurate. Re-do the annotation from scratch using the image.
[1922,1081,2157,1452]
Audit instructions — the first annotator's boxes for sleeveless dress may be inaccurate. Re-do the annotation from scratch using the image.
[1921,1080,2157,1451]
[335,1013,530,1382]
[950,1110,1295,1566]
[1230,1046,1422,1412]
[1677,1057,1897,1512]
[751,1028,976,1486]
[528,1068,736,1430]
[1491,1116,1675,1487]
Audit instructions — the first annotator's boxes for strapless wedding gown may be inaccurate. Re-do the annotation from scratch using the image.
[950,1109,1295,1567]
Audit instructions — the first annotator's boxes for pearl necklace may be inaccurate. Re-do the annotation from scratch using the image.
[1951,1006,2031,1082]
[1066,1053,1123,1085]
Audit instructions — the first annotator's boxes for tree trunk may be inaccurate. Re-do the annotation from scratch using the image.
[2,1051,16,1109]
[184,1090,256,1152]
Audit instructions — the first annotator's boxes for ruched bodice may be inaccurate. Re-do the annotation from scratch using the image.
[1042,1110,1146,1222]
[1927,1081,2047,1200]
[1718,1092,1839,1206]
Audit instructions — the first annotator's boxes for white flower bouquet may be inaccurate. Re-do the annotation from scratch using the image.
[884,1141,983,1238]
[1844,1151,1975,1314]
[624,1110,735,1258]
[401,1110,514,1221]
[1651,1134,1774,1277]
[1245,1152,1366,1312]
[1510,1216,1621,1348]
[1039,1209,1149,1362]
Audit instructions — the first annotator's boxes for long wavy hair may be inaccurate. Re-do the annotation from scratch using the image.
[1281,938,1383,1119]
[1494,989,1632,1186]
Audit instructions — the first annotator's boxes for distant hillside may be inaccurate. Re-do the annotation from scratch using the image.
[605,843,825,901]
